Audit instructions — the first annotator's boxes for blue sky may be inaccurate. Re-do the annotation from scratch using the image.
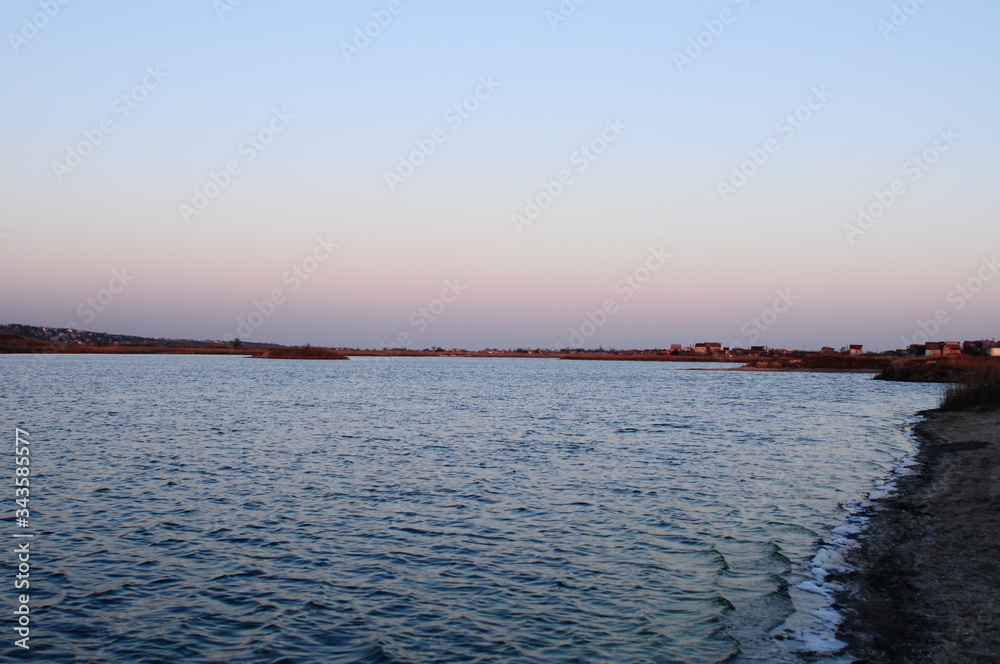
[2,1,998,350]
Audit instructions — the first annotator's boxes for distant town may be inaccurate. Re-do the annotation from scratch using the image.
[619,340,1000,358]
[2,323,997,358]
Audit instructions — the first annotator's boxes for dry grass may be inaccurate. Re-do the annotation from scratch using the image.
[940,362,1000,411]
[742,354,892,371]
[0,333,60,353]
[251,346,348,360]
[876,356,993,383]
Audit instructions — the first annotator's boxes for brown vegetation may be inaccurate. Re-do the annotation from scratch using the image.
[939,362,1000,410]
[0,333,348,360]
[66,344,244,355]
[740,354,892,372]
[875,356,999,384]
[0,333,61,353]
[250,346,348,360]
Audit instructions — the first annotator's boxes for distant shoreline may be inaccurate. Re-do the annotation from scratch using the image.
[834,409,1000,661]
[2,328,997,378]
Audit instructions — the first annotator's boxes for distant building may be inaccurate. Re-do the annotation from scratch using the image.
[925,342,944,357]
[943,342,962,357]
[963,340,996,355]
[908,344,926,356]
[848,344,863,356]
[820,346,835,355]
[694,342,723,355]
[990,346,1000,357]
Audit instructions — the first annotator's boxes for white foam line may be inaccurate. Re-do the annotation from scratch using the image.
[788,415,926,661]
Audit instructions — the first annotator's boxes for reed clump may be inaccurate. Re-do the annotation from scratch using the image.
[939,362,1000,411]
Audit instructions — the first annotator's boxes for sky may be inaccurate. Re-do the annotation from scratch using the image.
[1,1,998,351]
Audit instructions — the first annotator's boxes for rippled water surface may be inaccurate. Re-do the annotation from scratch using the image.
[1,355,942,663]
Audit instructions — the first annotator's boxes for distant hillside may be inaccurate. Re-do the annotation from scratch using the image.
[0,332,62,353]
[0,325,348,360]
[0,324,280,349]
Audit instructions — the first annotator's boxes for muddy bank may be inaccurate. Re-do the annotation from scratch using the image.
[834,409,1000,663]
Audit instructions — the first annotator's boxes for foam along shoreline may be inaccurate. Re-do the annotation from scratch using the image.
[772,419,925,659]
[833,409,1000,662]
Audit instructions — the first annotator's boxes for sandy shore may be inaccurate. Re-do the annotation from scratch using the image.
[835,409,1000,662]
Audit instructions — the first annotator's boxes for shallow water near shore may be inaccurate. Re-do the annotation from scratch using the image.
[1,355,942,663]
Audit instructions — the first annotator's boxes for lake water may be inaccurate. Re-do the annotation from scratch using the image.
[1,355,942,663]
